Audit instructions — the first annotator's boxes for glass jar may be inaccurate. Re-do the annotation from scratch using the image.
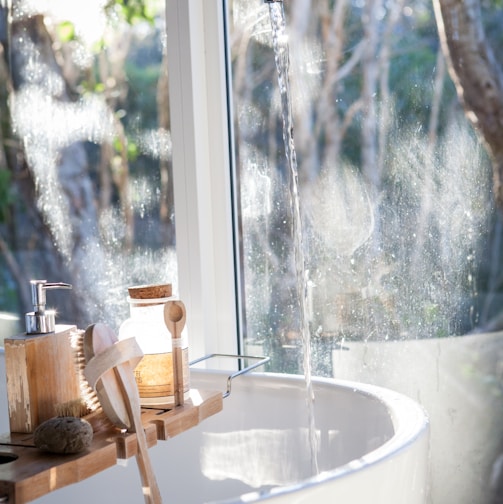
[119,284,190,407]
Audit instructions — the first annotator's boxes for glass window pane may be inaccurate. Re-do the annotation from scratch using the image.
[0,0,176,338]
[228,0,494,372]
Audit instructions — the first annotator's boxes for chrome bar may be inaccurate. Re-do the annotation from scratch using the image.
[190,353,270,398]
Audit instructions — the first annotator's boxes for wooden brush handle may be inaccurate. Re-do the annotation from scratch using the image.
[84,324,162,504]
[115,362,163,504]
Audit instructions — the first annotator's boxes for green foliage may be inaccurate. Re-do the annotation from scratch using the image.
[127,142,139,162]
[112,136,139,162]
[0,169,12,223]
[0,260,20,317]
[390,47,438,125]
[109,0,156,25]
[482,3,503,49]
[56,21,76,43]
[483,0,503,9]
[123,61,161,130]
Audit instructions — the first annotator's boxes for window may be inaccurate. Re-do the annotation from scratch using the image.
[228,0,494,372]
[0,0,179,342]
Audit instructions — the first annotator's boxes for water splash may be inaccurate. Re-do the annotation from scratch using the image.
[267,2,319,476]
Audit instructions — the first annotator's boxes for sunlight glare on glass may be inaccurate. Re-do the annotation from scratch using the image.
[22,0,108,44]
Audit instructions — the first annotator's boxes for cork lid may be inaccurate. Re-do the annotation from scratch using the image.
[127,284,172,300]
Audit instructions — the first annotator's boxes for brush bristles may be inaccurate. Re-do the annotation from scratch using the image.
[55,398,90,418]
[70,329,99,409]
[69,327,117,433]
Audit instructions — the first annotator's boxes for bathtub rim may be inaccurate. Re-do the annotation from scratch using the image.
[192,370,429,503]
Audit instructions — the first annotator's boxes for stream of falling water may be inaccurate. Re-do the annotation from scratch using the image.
[267,2,319,477]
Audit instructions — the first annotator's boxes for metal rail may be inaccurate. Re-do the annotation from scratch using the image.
[189,353,270,398]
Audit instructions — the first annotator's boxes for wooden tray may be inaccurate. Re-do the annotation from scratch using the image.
[0,389,222,503]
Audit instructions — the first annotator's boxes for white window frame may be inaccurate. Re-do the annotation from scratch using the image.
[165,0,239,359]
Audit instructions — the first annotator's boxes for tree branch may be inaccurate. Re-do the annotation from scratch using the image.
[433,0,503,206]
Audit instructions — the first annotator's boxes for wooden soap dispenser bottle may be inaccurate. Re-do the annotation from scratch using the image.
[4,280,82,433]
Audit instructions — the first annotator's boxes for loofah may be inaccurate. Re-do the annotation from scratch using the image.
[34,416,93,454]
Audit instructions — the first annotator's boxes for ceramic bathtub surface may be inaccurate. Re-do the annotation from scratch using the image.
[0,353,429,503]
[191,372,429,504]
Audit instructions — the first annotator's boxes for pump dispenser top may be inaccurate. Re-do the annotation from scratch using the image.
[25,280,72,334]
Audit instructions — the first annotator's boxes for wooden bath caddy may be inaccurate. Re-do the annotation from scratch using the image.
[0,388,223,503]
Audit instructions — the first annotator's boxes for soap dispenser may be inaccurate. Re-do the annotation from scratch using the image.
[4,280,83,433]
[25,280,72,334]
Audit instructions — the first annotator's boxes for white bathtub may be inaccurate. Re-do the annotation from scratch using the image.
[0,351,429,503]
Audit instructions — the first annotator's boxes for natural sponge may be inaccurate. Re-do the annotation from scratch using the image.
[34,416,93,454]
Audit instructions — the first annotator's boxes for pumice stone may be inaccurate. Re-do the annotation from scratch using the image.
[34,416,93,454]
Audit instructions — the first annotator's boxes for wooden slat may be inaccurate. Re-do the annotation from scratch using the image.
[0,431,118,503]
[0,389,223,503]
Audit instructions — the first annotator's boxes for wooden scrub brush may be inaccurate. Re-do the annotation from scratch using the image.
[83,323,163,504]
[66,327,115,432]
